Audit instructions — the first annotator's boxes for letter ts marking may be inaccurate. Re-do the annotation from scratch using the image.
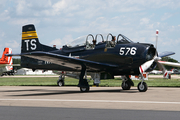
[24,39,37,51]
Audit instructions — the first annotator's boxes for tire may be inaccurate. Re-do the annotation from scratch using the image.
[57,80,64,87]
[137,82,148,92]
[80,87,90,92]
[122,81,131,90]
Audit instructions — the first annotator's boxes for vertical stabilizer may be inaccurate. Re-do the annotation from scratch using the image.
[21,24,57,53]
[0,48,13,71]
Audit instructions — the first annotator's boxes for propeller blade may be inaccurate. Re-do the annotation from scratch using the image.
[156,60,171,79]
[158,61,180,67]
[139,59,154,74]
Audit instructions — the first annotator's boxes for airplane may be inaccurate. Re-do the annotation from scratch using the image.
[0,47,13,76]
[149,70,163,74]
[6,24,180,92]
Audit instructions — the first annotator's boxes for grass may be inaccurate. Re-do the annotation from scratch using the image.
[0,76,180,87]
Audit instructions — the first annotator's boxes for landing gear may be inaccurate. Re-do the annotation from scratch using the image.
[121,75,134,90]
[57,79,64,86]
[57,74,65,87]
[137,82,147,92]
[91,73,100,87]
[137,74,148,92]
[78,78,90,92]
[122,81,131,90]
[80,86,90,92]
[78,65,90,92]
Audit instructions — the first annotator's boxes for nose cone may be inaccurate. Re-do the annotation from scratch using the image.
[146,45,156,61]
[144,45,157,72]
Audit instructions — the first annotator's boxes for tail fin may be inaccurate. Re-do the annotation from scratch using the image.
[0,48,13,71]
[21,24,57,69]
[21,24,57,53]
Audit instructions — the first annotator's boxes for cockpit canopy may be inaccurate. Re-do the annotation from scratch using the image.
[64,33,133,49]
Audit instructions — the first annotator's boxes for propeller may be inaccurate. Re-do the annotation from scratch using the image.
[139,53,173,79]
[139,30,180,79]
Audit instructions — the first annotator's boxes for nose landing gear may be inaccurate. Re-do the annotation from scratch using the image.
[137,74,148,92]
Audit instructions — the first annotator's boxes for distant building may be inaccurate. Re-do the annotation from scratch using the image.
[15,68,56,75]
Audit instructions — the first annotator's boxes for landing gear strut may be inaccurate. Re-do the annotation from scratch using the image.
[78,65,90,92]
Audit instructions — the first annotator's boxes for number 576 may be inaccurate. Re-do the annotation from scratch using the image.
[119,47,137,55]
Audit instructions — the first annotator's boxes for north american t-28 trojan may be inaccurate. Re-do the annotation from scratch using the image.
[7,24,180,92]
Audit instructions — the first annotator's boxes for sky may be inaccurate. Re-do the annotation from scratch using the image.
[0,0,180,62]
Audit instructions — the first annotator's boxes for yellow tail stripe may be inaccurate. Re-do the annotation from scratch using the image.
[22,31,38,40]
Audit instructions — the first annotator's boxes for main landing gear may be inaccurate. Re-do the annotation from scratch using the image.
[57,72,65,87]
[121,75,134,90]
[78,65,90,92]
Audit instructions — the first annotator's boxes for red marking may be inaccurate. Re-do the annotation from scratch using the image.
[0,48,12,64]
[143,74,147,78]
[164,72,168,77]
[156,30,159,35]
[135,76,139,78]
[140,66,143,73]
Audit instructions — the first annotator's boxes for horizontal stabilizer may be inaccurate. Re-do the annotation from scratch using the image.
[5,54,21,57]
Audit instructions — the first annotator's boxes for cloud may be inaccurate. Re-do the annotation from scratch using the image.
[5,40,20,49]
[49,35,74,48]
[161,13,173,21]
[16,0,26,15]
[140,18,150,25]
[0,10,10,21]
[52,0,67,14]
[9,18,40,25]
[0,32,5,41]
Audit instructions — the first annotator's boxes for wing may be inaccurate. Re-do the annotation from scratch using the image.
[6,51,118,71]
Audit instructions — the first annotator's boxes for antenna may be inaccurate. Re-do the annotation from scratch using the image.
[156,30,159,49]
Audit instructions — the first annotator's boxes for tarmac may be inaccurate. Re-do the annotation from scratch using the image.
[0,86,180,111]
[1,75,180,119]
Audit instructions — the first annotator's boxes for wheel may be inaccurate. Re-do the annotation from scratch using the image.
[80,87,90,92]
[137,82,148,92]
[57,80,64,87]
[121,81,131,90]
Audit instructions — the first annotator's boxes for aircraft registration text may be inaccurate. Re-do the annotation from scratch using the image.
[119,47,137,55]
